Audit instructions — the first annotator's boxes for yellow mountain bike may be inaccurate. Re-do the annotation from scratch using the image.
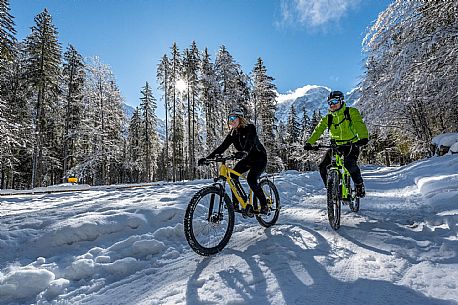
[184,154,280,256]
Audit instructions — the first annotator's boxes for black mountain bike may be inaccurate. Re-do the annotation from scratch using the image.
[184,154,280,256]
[312,144,361,230]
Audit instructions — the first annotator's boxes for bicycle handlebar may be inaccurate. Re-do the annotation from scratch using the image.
[319,143,353,149]
[305,143,356,151]
[199,154,242,166]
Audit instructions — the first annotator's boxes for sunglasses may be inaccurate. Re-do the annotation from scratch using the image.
[328,98,341,106]
[228,115,238,122]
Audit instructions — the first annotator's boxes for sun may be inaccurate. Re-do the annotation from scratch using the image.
[175,79,187,92]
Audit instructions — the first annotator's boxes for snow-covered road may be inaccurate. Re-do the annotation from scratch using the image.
[1,155,457,305]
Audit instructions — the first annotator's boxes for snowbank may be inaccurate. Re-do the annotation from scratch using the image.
[0,267,55,299]
[432,132,458,155]
[0,155,457,304]
[0,181,167,196]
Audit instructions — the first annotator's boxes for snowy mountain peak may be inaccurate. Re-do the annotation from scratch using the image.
[276,85,331,105]
[275,85,362,124]
[275,85,331,123]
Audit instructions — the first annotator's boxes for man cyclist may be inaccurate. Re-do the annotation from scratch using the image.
[304,90,369,197]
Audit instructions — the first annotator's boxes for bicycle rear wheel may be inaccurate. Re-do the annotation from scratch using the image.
[256,178,280,228]
[326,170,341,230]
[184,186,235,256]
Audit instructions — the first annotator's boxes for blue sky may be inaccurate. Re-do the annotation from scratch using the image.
[11,0,391,118]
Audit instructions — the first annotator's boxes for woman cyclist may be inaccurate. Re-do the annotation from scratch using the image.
[198,108,269,214]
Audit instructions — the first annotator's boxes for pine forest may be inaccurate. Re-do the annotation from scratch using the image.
[0,0,456,189]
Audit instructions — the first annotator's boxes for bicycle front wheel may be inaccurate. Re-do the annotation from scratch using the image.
[349,178,360,212]
[326,170,341,230]
[184,186,235,256]
[256,178,280,228]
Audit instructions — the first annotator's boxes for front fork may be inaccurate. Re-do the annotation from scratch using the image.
[207,181,226,223]
[341,171,351,200]
[330,154,351,201]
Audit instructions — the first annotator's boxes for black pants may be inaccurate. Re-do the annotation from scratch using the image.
[231,156,268,207]
[319,145,363,186]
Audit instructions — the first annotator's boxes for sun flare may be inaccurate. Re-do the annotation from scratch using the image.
[175,79,187,92]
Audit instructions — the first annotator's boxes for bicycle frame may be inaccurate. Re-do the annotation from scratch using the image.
[327,146,352,200]
[217,162,254,209]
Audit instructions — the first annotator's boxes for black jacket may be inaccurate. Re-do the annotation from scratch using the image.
[207,124,267,161]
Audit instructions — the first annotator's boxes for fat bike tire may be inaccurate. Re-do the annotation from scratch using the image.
[256,179,280,228]
[184,186,234,256]
[327,170,341,230]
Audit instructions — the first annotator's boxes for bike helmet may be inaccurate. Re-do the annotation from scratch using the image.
[228,107,245,118]
[327,90,344,102]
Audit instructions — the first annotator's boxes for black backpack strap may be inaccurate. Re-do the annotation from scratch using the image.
[344,107,351,122]
[327,114,333,131]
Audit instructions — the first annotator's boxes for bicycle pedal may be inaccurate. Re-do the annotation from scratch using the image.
[241,208,255,218]
[242,212,254,218]
[254,206,270,215]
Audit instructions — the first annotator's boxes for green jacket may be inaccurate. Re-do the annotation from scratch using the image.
[306,103,368,145]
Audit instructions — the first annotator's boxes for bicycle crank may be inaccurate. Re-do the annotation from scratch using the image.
[241,205,255,218]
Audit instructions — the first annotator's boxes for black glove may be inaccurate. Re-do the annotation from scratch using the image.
[355,138,369,147]
[234,151,248,159]
[197,157,208,166]
[304,143,317,151]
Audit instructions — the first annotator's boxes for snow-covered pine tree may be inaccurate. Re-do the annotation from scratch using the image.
[301,108,312,143]
[103,80,125,185]
[79,57,125,185]
[298,109,314,171]
[199,50,219,134]
[199,47,220,177]
[190,42,202,179]
[215,45,245,133]
[62,44,85,180]
[157,54,170,180]
[42,88,64,186]
[250,57,280,172]
[0,96,15,188]
[286,104,301,144]
[127,106,142,182]
[139,81,158,182]
[169,43,184,182]
[234,69,251,110]
[0,42,31,189]
[0,0,16,62]
[0,0,19,188]
[181,48,191,180]
[285,104,302,170]
[182,42,201,179]
[24,9,62,187]
[276,121,288,169]
[310,109,322,130]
